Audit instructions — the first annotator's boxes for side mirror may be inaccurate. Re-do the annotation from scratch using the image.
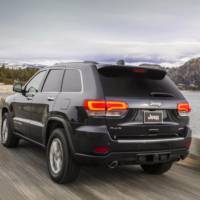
[13,82,23,93]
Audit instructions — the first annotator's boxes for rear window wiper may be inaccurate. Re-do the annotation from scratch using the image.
[150,92,174,97]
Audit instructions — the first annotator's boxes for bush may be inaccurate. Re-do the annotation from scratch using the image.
[0,66,38,85]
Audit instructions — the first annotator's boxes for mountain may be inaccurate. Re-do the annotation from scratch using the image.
[139,58,200,90]
[167,57,200,90]
[0,62,46,69]
[1,58,200,90]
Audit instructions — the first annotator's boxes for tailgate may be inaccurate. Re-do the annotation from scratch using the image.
[98,65,189,140]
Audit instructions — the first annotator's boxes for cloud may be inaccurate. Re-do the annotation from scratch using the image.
[91,40,200,66]
[1,0,200,66]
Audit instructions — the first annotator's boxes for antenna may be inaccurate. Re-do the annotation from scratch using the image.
[116,59,125,66]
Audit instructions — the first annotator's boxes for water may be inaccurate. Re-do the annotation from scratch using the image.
[0,91,199,137]
[182,91,200,138]
[0,93,11,98]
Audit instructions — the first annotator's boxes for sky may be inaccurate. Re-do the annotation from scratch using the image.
[1,0,200,66]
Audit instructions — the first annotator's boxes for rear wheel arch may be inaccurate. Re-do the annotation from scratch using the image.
[45,117,75,153]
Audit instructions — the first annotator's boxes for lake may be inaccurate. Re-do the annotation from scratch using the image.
[182,91,200,138]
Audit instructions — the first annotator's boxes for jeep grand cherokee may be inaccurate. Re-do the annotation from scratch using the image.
[1,62,192,183]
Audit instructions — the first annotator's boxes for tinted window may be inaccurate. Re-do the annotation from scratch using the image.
[25,71,46,94]
[62,69,82,92]
[42,69,64,92]
[99,69,183,99]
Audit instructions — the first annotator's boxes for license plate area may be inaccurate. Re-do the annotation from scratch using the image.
[143,111,163,124]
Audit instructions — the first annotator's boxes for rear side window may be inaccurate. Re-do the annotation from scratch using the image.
[62,69,82,92]
[99,67,183,99]
[42,69,64,92]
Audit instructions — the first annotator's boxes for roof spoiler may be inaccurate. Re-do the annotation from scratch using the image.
[98,65,167,80]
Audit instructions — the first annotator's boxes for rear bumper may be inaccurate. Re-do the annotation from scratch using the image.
[74,149,188,165]
[73,125,191,165]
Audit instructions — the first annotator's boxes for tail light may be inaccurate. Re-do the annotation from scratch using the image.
[94,146,110,154]
[84,100,128,117]
[185,139,192,149]
[177,103,191,116]
[132,68,146,73]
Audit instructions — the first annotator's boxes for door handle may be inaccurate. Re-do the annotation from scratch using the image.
[47,97,55,101]
[27,96,33,100]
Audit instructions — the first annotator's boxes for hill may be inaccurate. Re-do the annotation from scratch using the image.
[167,58,200,90]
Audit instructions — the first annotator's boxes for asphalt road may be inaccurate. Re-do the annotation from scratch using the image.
[0,113,200,200]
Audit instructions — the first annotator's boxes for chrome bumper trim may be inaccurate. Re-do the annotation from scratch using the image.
[117,137,184,143]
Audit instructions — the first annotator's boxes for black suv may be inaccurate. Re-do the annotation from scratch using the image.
[1,62,192,184]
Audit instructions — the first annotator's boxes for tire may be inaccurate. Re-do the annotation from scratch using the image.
[1,112,19,148]
[141,162,173,175]
[47,128,80,184]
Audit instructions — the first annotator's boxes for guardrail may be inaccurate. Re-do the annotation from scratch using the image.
[190,138,200,157]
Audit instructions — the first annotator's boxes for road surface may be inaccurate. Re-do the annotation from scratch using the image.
[0,113,200,200]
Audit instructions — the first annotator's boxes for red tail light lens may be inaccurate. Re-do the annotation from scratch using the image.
[177,103,191,116]
[132,68,146,73]
[84,100,128,117]
[185,139,192,149]
[84,100,106,111]
[94,146,110,154]
[106,101,128,111]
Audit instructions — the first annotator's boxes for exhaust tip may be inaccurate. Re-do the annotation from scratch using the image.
[108,160,119,169]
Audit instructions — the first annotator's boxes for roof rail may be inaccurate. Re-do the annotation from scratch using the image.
[83,61,98,64]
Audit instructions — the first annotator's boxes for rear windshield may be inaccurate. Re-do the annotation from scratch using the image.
[98,67,183,99]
